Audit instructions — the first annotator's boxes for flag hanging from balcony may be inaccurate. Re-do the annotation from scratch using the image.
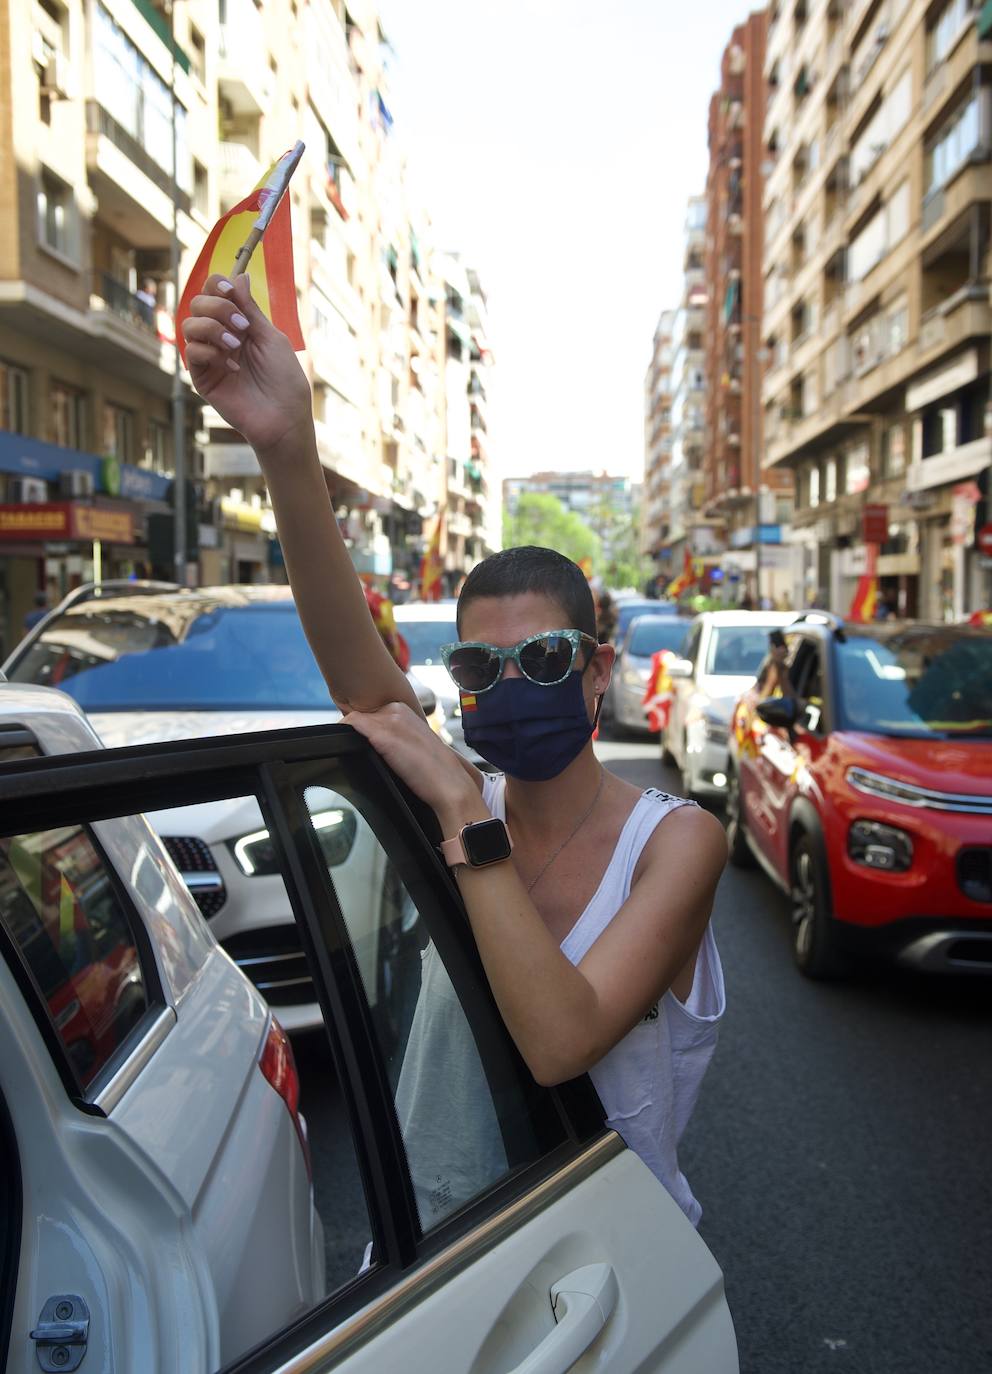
[666,547,700,600]
[848,545,879,623]
[176,146,305,367]
[420,513,444,602]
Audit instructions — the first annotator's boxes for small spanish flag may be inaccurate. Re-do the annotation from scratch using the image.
[460,692,478,713]
[666,547,701,600]
[420,512,444,602]
[641,649,675,733]
[176,146,305,366]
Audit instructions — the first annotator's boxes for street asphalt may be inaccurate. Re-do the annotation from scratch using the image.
[296,730,992,1373]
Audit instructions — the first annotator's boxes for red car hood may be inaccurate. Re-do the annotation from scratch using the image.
[839,732,992,794]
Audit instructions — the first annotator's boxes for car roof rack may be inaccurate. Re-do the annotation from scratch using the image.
[789,610,846,639]
[53,580,182,613]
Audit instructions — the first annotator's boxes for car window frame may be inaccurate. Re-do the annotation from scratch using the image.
[0,1085,20,1374]
[0,725,609,1371]
[0,780,168,1114]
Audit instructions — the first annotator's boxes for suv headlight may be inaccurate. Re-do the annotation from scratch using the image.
[847,820,913,872]
[622,667,646,688]
[703,715,729,745]
[228,808,358,876]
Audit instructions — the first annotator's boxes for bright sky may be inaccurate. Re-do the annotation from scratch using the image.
[378,0,757,484]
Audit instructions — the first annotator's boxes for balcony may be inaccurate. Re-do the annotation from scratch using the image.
[218,0,272,114]
[83,271,175,392]
[85,101,190,248]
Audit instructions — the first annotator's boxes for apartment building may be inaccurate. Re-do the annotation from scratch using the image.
[642,308,675,573]
[702,12,796,604]
[761,0,991,618]
[0,0,497,644]
[666,197,726,578]
[0,0,211,647]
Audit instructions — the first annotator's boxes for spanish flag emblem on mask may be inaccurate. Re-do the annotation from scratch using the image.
[176,145,305,365]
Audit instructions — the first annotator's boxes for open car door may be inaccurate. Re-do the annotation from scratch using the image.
[0,725,737,1374]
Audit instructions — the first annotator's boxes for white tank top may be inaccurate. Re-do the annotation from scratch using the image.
[393,777,725,1232]
[487,773,725,1224]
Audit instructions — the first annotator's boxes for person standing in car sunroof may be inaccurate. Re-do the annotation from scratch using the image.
[182,276,728,1225]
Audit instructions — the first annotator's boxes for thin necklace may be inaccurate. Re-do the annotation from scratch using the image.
[525,769,607,894]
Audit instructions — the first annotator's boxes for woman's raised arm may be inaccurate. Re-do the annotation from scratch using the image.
[182,273,423,717]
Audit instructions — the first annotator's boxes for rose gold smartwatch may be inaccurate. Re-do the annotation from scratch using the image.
[440,818,513,870]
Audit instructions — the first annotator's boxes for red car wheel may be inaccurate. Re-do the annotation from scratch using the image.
[791,834,844,979]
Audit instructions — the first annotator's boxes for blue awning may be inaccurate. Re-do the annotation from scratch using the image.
[0,431,171,502]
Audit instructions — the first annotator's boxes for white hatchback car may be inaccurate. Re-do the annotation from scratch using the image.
[0,684,324,1373]
[3,584,435,1035]
[663,610,796,800]
[1,704,738,1373]
[393,600,476,762]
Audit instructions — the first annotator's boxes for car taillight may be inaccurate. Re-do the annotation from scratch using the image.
[258,1017,311,1183]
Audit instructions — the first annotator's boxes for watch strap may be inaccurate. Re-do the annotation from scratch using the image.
[440,819,513,869]
[440,832,470,868]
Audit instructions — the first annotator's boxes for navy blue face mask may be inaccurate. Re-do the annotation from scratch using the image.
[461,670,599,781]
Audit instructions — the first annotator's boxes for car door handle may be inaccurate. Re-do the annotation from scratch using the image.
[506,1263,619,1374]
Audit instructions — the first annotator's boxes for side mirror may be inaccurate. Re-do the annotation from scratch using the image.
[755,696,798,729]
[667,658,694,681]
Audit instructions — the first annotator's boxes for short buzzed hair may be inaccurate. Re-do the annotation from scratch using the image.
[457,546,596,640]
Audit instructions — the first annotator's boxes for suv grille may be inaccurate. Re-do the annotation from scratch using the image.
[160,836,227,918]
[957,848,992,905]
[223,926,314,1007]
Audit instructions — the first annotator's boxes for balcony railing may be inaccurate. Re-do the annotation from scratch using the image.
[86,101,191,213]
[91,271,168,337]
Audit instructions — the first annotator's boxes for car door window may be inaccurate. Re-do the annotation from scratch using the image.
[296,765,571,1235]
[0,823,153,1090]
[788,639,825,734]
[684,623,702,668]
[0,730,605,1374]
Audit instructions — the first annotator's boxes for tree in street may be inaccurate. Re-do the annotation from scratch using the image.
[502,493,600,567]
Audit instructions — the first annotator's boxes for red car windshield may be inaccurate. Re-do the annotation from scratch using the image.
[835,628,992,739]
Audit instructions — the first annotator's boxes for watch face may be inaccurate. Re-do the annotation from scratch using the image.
[463,818,512,866]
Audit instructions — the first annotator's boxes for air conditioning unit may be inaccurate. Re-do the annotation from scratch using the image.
[9,477,48,504]
[59,469,94,498]
[40,52,73,99]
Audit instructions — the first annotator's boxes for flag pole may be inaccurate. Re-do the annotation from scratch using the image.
[231,140,305,277]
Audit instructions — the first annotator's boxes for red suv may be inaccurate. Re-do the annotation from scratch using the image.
[726,613,992,978]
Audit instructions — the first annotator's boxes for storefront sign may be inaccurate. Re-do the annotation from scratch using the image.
[0,503,135,544]
[977,524,992,557]
[862,504,889,544]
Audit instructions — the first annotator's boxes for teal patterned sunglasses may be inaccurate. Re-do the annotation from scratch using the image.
[440,629,599,694]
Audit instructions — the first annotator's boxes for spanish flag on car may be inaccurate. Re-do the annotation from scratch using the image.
[642,650,675,733]
[176,145,305,366]
[848,544,879,622]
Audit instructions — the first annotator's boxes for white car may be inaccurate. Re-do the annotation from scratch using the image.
[3,583,434,1035]
[604,613,691,734]
[0,684,325,1372]
[663,610,796,800]
[394,599,483,764]
[0,697,739,1372]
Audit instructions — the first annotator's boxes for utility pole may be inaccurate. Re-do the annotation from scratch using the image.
[169,0,186,587]
[748,312,763,606]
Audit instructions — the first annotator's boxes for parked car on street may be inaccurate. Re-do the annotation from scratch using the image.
[726,613,992,978]
[0,685,325,1372]
[662,610,795,800]
[613,596,678,646]
[0,703,739,1373]
[604,614,690,734]
[393,599,480,764]
[3,583,437,1034]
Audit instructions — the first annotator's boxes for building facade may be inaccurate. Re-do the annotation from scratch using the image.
[702,11,796,604]
[642,308,675,571]
[761,0,991,618]
[0,0,497,649]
